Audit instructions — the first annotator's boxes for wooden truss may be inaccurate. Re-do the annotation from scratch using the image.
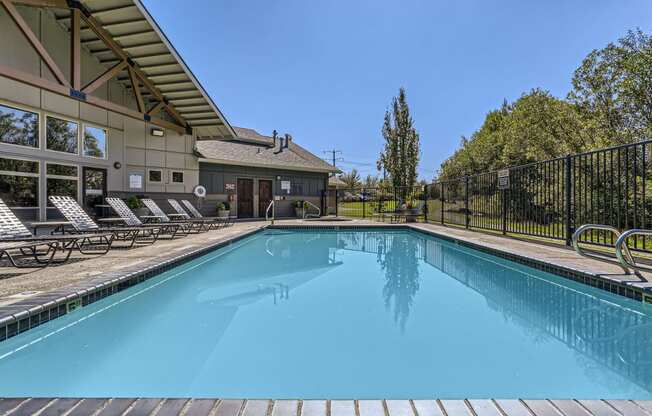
[0,0,189,134]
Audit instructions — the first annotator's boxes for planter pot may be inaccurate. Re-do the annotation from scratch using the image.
[132,207,149,218]
[295,208,305,218]
[218,210,230,218]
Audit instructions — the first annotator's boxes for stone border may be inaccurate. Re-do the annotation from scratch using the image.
[0,226,265,343]
[270,223,652,304]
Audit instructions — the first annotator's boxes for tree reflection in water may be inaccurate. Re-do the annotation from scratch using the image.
[377,233,422,331]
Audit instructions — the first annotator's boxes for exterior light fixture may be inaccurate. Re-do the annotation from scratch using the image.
[113,162,122,170]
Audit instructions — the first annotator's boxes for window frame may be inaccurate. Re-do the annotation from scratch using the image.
[82,123,108,160]
[147,168,163,184]
[0,100,41,150]
[170,170,184,184]
[44,113,80,156]
[45,161,80,203]
[0,155,40,209]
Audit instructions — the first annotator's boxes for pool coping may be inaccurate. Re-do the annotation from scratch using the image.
[1,221,652,344]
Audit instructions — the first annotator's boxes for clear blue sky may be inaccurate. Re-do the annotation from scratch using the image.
[142,0,652,179]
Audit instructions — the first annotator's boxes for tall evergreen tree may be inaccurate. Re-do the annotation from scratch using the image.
[377,87,420,192]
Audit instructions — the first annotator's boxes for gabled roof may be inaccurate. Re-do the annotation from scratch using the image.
[51,0,236,139]
[196,127,340,174]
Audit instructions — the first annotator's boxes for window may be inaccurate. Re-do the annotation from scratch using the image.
[46,116,78,154]
[171,171,184,184]
[83,125,107,158]
[148,170,162,183]
[0,103,39,148]
[46,163,78,214]
[0,157,39,208]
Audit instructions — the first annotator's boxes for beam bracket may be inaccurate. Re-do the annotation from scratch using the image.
[143,114,151,122]
[69,88,87,101]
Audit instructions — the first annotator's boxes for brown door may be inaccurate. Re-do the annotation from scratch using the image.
[258,180,273,217]
[237,178,254,218]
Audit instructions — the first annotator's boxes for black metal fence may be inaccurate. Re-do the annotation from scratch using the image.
[325,140,652,251]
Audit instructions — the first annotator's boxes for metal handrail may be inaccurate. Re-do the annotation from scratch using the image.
[265,200,275,224]
[303,201,321,219]
[616,229,652,275]
[571,224,636,274]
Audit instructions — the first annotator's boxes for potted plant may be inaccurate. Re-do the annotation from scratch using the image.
[293,200,305,218]
[217,201,230,218]
[126,195,149,217]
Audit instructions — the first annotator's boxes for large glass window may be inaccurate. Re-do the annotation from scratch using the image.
[0,157,39,208]
[46,116,78,154]
[46,163,78,219]
[83,126,107,158]
[0,104,39,148]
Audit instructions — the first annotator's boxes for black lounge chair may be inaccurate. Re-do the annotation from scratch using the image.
[167,199,221,230]
[0,198,113,266]
[49,196,162,248]
[105,198,184,239]
[141,199,208,233]
[0,240,60,268]
[180,199,232,229]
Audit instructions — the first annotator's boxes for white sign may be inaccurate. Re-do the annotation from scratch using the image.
[225,183,235,191]
[129,174,143,189]
[497,169,509,190]
[85,189,103,196]
[281,181,291,193]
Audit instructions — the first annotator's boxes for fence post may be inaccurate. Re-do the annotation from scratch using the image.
[440,182,444,225]
[362,188,366,219]
[335,189,339,217]
[465,176,470,229]
[424,184,428,222]
[502,189,507,235]
[565,155,572,246]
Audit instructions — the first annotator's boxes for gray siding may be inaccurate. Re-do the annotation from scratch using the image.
[199,162,328,218]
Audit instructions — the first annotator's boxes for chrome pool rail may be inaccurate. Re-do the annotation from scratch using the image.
[616,229,652,275]
[303,200,321,219]
[265,200,275,224]
[571,224,638,275]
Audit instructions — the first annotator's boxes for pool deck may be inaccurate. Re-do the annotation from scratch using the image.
[0,398,650,416]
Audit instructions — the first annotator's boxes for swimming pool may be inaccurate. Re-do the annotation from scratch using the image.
[1,228,651,399]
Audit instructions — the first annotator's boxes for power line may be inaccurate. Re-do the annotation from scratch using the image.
[322,150,343,172]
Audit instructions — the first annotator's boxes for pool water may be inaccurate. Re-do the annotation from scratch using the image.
[1,229,652,398]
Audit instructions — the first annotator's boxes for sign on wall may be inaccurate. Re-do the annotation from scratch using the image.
[129,173,143,190]
[225,183,236,192]
[281,181,291,194]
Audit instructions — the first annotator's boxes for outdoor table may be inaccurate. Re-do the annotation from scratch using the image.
[167,213,187,219]
[97,217,126,225]
[141,215,164,223]
[29,221,71,235]
[93,204,113,218]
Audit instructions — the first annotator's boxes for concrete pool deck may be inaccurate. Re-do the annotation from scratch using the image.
[0,398,650,416]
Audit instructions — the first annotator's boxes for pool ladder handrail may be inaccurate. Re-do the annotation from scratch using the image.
[571,224,639,275]
[303,201,321,219]
[265,200,275,224]
[616,229,652,274]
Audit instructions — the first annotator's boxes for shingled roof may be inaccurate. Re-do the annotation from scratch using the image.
[196,127,340,174]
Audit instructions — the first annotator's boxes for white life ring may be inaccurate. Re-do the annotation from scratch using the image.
[193,185,207,198]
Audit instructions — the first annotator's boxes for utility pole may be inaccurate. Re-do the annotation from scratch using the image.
[323,150,343,171]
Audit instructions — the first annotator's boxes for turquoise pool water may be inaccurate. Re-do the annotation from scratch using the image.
[1,229,652,398]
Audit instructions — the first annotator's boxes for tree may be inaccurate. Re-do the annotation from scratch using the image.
[569,29,652,145]
[340,169,361,189]
[377,87,420,191]
[363,174,379,189]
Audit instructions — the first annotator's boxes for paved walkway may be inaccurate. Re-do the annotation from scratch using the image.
[0,398,649,416]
